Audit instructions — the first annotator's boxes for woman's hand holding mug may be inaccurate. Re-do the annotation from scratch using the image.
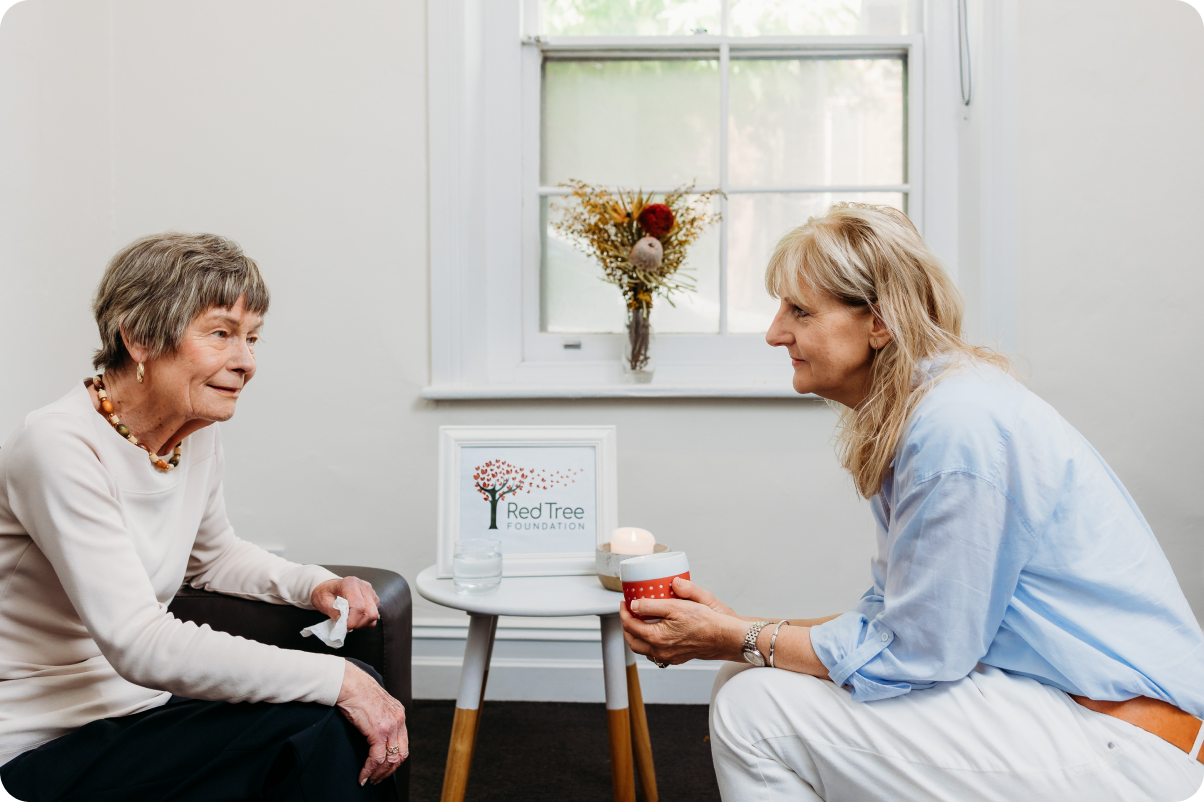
[669,577,739,618]
[620,577,747,665]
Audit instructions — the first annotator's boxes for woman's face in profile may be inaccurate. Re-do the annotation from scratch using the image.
[151,296,262,423]
[766,287,880,407]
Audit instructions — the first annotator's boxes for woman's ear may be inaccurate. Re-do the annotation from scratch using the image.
[119,325,149,365]
[868,309,892,350]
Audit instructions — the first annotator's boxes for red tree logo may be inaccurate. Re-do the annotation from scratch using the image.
[473,461,582,529]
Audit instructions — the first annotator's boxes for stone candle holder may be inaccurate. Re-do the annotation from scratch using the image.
[595,542,669,592]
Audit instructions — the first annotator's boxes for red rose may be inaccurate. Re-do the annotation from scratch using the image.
[637,204,675,239]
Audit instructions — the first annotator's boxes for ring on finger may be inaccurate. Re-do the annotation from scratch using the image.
[386,745,400,756]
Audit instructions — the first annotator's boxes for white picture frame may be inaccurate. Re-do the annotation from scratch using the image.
[437,425,618,577]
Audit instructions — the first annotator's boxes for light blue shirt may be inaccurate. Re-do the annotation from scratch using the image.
[809,363,1204,716]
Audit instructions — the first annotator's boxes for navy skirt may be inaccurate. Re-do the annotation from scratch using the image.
[0,661,398,802]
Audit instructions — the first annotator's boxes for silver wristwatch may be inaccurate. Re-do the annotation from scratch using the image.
[741,621,773,667]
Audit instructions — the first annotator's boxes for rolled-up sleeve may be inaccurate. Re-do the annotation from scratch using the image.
[810,470,1038,702]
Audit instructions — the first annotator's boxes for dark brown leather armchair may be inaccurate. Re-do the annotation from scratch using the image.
[168,565,412,801]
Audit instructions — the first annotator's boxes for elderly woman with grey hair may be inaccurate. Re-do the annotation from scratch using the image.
[0,234,405,800]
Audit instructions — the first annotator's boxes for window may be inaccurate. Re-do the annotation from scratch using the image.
[540,55,907,338]
[428,0,957,398]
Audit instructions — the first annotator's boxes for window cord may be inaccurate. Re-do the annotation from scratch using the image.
[958,0,973,107]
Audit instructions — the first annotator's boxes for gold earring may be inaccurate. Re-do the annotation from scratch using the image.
[137,362,145,383]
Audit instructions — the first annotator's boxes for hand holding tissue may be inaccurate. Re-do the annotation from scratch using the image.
[301,596,350,648]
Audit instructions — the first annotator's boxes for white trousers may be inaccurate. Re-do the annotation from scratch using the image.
[709,662,1204,802]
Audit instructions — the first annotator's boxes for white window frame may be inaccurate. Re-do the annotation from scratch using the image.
[426,0,970,399]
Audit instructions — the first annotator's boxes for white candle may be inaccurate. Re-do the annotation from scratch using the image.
[610,527,656,555]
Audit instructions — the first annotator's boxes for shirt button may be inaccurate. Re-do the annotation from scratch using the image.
[880,633,890,642]
[1107,742,1116,749]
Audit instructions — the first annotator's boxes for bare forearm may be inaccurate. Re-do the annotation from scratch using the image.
[717,617,831,679]
[754,623,830,679]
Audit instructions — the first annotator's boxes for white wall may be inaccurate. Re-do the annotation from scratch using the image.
[0,0,1200,702]
[0,0,875,702]
[1016,0,1204,614]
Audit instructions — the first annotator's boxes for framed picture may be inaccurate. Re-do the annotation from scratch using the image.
[436,426,618,578]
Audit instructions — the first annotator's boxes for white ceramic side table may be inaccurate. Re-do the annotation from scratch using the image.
[416,566,658,802]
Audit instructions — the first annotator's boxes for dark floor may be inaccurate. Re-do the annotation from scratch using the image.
[408,700,721,802]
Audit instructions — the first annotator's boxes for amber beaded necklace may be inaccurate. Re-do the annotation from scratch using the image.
[92,374,182,472]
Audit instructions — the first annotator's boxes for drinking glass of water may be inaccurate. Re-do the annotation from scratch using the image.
[453,539,502,595]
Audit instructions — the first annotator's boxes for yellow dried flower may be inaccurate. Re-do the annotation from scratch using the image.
[607,203,630,224]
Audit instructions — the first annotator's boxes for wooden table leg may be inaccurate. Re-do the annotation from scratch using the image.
[600,614,637,802]
[441,614,499,802]
[625,643,658,802]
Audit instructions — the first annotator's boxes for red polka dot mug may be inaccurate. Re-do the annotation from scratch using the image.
[619,551,690,621]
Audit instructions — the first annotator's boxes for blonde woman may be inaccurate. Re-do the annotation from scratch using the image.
[619,205,1204,801]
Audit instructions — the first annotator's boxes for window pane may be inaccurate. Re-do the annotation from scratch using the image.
[729,0,904,36]
[726,192,906,334]
[729,58,904,188]
[543,197,626,333]
[649,197,720,333]
[542,197,720,334]
[541,0,721,36]
[542,59,720,188]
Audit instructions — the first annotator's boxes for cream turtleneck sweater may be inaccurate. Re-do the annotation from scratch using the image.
[0,382,347,765]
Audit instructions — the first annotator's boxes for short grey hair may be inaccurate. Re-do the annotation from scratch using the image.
[92,232,270,372]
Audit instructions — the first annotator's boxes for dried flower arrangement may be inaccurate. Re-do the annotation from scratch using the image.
[551,180,722,376]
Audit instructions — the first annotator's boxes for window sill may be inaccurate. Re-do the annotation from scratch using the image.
[420,384,812,400]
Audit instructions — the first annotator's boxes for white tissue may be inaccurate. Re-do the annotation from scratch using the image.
[301,596,350,648]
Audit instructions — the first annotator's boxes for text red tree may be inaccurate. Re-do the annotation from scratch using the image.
[473,463,583,529]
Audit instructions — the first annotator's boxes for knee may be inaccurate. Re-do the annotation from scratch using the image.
[347,658,385,688]
[710,660,754,707]
[710,662,766,746]
[710,664,826,748]
[711,660,777,718]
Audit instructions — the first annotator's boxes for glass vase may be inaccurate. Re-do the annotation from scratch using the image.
[623,306,655,383]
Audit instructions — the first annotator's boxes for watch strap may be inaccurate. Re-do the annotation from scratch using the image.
[743,621,772,658]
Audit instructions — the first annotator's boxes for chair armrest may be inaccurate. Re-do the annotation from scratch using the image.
[168,565,412,709]
[168,565,413,802]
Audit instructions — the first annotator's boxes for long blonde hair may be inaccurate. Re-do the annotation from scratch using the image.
[765,203,1011,499]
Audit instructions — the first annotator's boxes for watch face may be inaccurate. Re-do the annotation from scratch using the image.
[742,648,766,668]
